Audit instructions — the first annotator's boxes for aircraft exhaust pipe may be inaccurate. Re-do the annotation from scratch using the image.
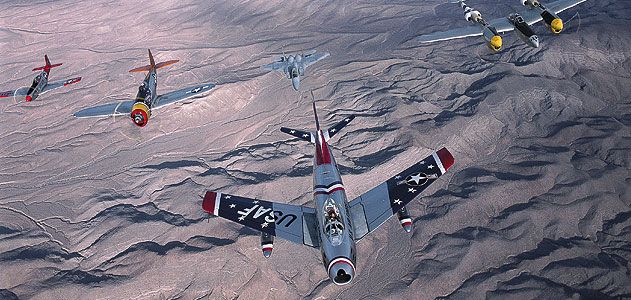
[260,232,274,258]
[397,206,413,233]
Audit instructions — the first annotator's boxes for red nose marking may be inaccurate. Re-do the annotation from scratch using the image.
[25,95,32,102]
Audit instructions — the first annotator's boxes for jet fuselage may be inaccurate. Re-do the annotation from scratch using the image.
[130,68,157,127]
[508,13,540,48]
[312,129,357,285]
[25,70,49,102]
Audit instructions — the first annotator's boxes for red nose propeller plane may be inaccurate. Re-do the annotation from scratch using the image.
[0,55,81,102]
[73,49,215,127]
[202,94,455,285]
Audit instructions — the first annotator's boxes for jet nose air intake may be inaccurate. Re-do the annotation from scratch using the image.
[328,257,355,286]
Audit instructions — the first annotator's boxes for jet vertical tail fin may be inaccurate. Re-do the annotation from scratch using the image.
[129,49,180,73]
[32,55,63,72]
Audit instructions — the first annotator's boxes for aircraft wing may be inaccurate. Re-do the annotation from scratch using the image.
[42,77,82,93]
[203,191,320,248]
[261,60,288,71]
[521,0,587,25]
[153,83,215,109]
[302,52,329,69]
[73,100,134,118]
[417,25,484,43]
[348,148,455,241]
[489,18,517,33]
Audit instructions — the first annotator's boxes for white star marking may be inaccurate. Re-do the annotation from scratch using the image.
[261,222,269,228]
[290,130,296,134]
[303,134,309,137]
[345,118,350,122]
[331,128,337,132]
[238,216,246,221]
[408,188,417,193]
[229,204,236,209]
[427,165,434,169]
[253,200,259,204]
[409,174,423,185]
[419,161,426,165]
[395,175,402,180]
[394,199,402,205]
[225,195,231,199]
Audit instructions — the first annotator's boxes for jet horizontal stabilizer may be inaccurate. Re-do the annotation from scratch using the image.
[280,127,314,143]
[325,115,355,141]
[129,60,179,73]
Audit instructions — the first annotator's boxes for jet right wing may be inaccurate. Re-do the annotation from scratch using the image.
[203,191,320,248]
[521,0,587,25]
[302,52,330,69]
[348,148,455,241]
[42,77,82,93]
[73,100,134,118]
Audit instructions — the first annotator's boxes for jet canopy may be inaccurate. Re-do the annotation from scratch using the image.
[323,199,345,245]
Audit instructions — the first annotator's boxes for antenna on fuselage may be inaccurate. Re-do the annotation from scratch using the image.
[311,90,320,131]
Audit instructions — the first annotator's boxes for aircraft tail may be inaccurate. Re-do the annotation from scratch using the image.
[280,91,355,143]
[129,49,179,73]
[32,55,63,72]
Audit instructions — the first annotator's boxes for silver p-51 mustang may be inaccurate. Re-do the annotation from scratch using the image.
[202,97,455,285]
[0,55,81,102]
[417,0,587,51]
[73,49,214,127]
[261,50,329,91]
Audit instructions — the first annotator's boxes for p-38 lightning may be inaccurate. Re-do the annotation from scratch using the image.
[262,50,329,91]
[73,49,214,127]
[417,0,587,51]
[202,96,455,285]
[0,55,81,102]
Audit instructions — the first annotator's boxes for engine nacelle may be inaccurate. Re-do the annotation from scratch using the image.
[130,102,151,127]
[464,10,482,22]
[260,232,274,258]
[541,10,563,33]
[521,0,540,8]
[397,206,413,233]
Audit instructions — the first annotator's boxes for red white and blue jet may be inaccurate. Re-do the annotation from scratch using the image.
[0,55,81,102]
[202,96,455,285]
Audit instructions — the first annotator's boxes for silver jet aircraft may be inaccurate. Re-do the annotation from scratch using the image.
[261,50,329,91]
[417,0,587,51]
[0,55,81,102]
[202,97,455,285]
[73,49,214,127]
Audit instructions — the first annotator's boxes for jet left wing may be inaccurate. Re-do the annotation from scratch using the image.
[73,100,134,118]
[302,52,330,69]
[349,148,455,241]
[153,83,215,109]
[0,87,29,99]
[521,0,587,25]
[202,191,320,247]
[261,60,288,71]
[42,77,82,93]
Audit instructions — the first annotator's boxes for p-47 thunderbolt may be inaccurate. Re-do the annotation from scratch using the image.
[0,55,81,102]
[417,0,587,51]
[261,50,329,91]
[201,98,455,285]
[73,50,214,127]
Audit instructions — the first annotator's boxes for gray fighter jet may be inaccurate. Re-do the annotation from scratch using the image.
[417,0,587,51]
[73,49,214,127]
[261,50,329,91]
[0,55,81,102]
[202,94,455,285]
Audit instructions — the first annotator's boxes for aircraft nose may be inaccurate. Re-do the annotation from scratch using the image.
[328,258,355,286]
[531,36,540,48]
[291,77,300,91]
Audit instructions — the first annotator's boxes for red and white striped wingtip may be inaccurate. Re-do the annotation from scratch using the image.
[202,191,221,215]
[436,147,455,171]
[400,218,413,233]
